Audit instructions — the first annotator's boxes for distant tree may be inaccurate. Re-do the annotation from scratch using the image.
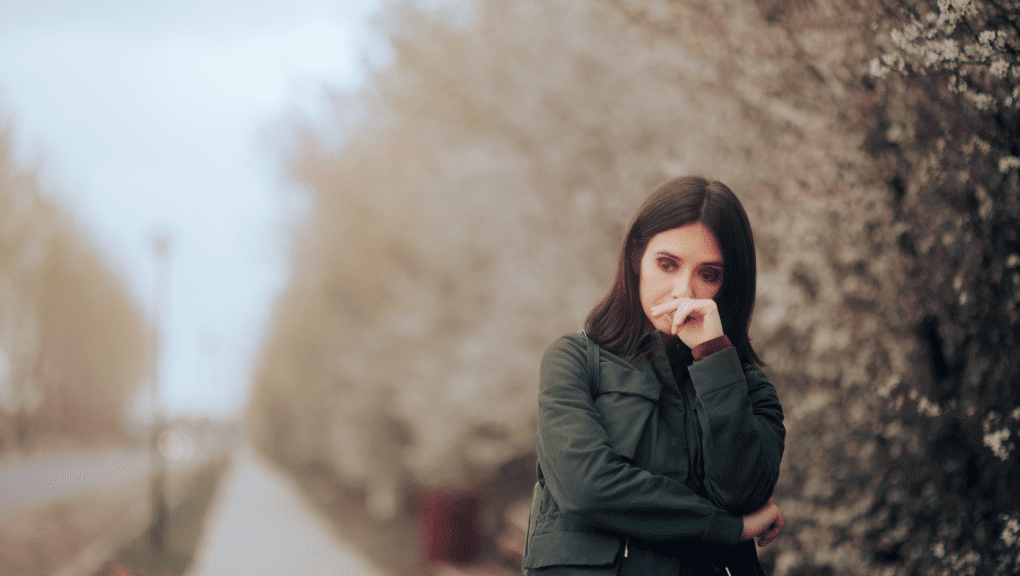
[0,116,148,451]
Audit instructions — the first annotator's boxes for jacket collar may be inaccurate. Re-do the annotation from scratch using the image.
[633,328,693,384]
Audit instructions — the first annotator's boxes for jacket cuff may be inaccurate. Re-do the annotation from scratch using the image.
[691,335,732,360]
[702,508,743,546]
[689,346,745,396]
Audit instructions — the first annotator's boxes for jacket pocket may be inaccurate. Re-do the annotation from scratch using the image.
[522,530,622,570]
[594,368,660,461]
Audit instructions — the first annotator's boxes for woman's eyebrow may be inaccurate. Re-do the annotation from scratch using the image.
[654,250,723,267]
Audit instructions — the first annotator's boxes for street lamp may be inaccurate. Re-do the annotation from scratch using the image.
[149,231,171,552]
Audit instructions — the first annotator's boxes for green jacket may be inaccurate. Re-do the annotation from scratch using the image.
[523,332,785,575]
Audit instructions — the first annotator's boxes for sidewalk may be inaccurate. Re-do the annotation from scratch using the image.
[186,443,384,576]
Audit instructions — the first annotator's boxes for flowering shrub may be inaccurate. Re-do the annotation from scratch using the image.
[862,1,1020,574]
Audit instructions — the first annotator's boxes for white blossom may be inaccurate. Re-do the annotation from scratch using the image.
[870,57,891,78]
[981,412,1014,460]
[918,396,942,417]
[1002,517,1020,547]
[999,156,1020,173]
[967,90,994,110]
[989,60,1010,79]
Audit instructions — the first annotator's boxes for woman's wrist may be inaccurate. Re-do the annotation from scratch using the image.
[692,335,732,360]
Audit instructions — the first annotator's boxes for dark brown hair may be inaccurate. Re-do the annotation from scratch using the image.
[584,175,762,367]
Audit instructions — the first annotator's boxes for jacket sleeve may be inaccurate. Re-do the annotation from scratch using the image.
[536,335,743,545]
[688,347,785,515]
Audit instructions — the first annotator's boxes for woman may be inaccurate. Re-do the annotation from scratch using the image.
[523,176,785,575]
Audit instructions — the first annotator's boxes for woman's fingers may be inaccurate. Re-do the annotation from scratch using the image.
[741,498,783,542]
[671,300,722,342]
[758,518,782,546]
[649,298,724,347]
[650,298,700,326]
[757,502,785,547]
[649,299,683,317]
[669,301,689,333]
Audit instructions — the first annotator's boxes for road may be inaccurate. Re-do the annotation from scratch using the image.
[0,428,224,521]
[0,426,229,576]
[0,443,154,520]
[186,442,385,576]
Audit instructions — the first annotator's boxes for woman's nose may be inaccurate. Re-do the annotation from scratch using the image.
[671,273,692,298]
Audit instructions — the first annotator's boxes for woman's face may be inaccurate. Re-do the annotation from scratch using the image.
[638,222,724,334]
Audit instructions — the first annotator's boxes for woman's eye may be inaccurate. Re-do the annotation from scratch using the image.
[700,268,722,283]
[658,258,678,272]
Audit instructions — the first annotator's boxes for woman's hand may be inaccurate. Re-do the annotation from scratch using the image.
[649,297,724,348]
[740,498,784,547]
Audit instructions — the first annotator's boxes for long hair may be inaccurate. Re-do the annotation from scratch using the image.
[584,175,763,367]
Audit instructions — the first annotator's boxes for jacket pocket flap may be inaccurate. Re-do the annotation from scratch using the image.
[597,364,660,401]
[523,530,621,569]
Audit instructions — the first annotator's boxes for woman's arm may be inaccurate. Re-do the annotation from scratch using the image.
[688,345,785,515]
[536,334,743,546]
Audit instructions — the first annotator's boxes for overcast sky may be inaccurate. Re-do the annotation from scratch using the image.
[0,0,385,419]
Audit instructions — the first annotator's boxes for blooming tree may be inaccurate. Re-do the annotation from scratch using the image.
[247,1,1020,573]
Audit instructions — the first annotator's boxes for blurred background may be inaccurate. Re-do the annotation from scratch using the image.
[0,0,1018,575]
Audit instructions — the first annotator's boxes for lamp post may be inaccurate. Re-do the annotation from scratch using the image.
[149,231,171,552]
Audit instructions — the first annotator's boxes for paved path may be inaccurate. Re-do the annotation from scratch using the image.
[187,443,384,576]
